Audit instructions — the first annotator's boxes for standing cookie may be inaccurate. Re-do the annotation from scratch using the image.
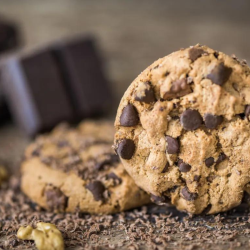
[114,45,250,214]
[21,121,150,214]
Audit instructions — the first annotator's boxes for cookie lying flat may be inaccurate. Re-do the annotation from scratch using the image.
[21,120,150,214]
[114,45,250,214]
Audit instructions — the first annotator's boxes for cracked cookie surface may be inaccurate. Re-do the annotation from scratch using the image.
[114,45,250,214]
[21,120,150,214]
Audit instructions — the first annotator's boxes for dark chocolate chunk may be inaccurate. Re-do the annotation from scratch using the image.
[180,109,203,131]
[45,187,68,212]
[1,51,75,136]
[245,105,250,121]
[205,157,214,167]
[107,172,122,185]
[179,162,191,172]
[86,181,106,201]
[135,81,156,103]
[120,104,139,127]
[166,136,179,154]
[206,62,232,86]
[163,78,192,100]
[216,153,227,164]
[162,162,170,173]
[181,186,198,201]
[117,139,135,160]
[0,20,19,53]
[52,37,113,117]
[150,194,170,205]
[189,48,205,62]
[204,113,223,129]
[1,37,113,136]
[194,175,201,182]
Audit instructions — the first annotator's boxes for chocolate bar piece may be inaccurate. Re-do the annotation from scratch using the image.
[52,38,112,117]
[1,37,113,136]
[1,50,75,136]
[0,19,19,53]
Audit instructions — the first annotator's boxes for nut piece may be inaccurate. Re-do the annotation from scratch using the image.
[17,222,64,250]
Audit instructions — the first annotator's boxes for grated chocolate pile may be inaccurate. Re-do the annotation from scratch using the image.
[1,177,250,250]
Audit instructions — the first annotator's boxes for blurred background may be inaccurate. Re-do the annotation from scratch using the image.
[1,0,250,101]
[0,0,250,168]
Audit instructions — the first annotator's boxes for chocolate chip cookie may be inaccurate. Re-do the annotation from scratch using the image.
[114,45,250,214]
[21,120,150,214]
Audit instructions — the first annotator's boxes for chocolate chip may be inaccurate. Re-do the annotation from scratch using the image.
[206,62,232,86]
[107,172,122,185]
[168,185,178,193]
[86,181,106,201]
[135,81,156,103]
[242,191,250,204]
[202,204,212,214]
[45,187,68,212]
[162,162,170,173]
[57,140,69,148]
[180,109,203,131]
[31,148,40,156]
[120,104,139,127]
[179,161,191,172]
[95,154,120,171]
[163,78,192,100]
[204,113,223,129]
[205,157,215,167]
[216,153,227,164]
[245,105,250,121]
[166,136,179,154]
[117,139,135,160]
[213,52,219,59]
[150,194,170,205]
[194,175,201,182]
[189,48,205,62]
[181,186,198,201]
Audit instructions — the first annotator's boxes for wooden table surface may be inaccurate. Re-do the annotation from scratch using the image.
[0,1,250,249]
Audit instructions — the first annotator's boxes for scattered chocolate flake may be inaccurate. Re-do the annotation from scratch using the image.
[120,104,139,127]
[207,62,232,86]
[1,176,250,249]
